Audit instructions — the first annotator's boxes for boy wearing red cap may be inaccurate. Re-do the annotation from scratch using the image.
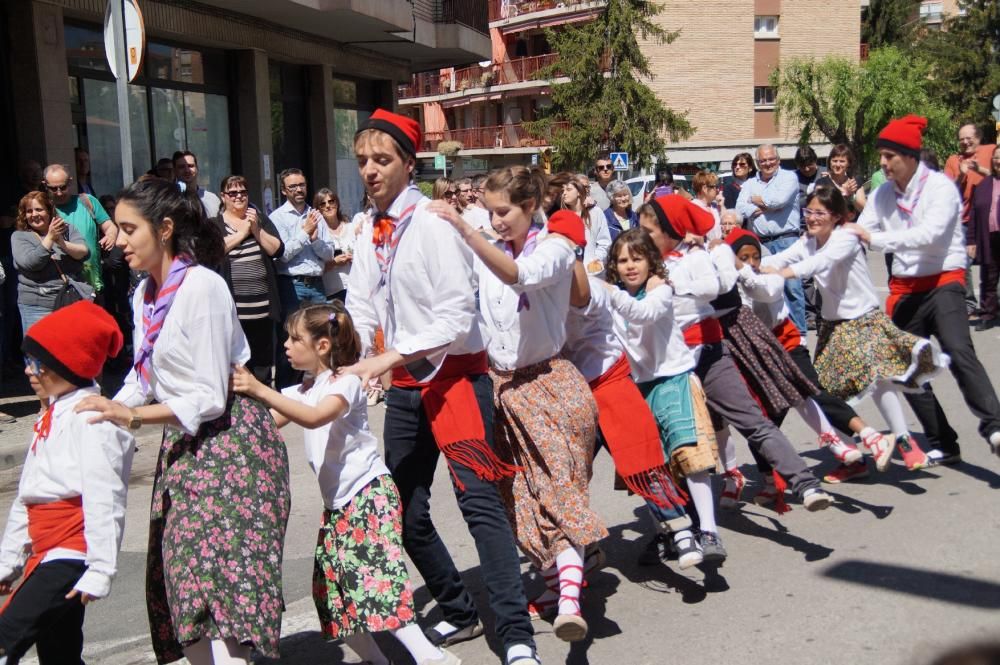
[345,110,539,665]
[0,302,135,663]
[850,115,1000,464]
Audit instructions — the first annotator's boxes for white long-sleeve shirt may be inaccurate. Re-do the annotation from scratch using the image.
[604,283,696,383]
[664,246,724,360]
[478,235,575,371]
[281,372,388,511]
[763,228,880,321]
[857,165,966,277]
[584,207,612,267]
[0,387,135,598]
[345,189,486,380]
[736,264,790,330]
[115,266,250,436]
[563,278,624,382]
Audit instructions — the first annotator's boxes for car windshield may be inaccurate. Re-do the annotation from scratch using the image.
[627,182,645,196]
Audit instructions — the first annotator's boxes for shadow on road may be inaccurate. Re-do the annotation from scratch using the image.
[823,560,1000,609]
[718,508,835,562]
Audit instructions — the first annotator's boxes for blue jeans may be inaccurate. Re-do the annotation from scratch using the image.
[293,280,326,305]
[18,303,52,337]
[763,234,807,334]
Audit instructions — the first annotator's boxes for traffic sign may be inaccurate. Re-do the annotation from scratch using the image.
[104,0,145,82]
[434,154,446,170]
[610,152,629,171]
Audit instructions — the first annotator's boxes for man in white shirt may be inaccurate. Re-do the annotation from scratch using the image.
[460,175,491,232]
[736,144,808,334]
[850,114,1000,465]
[344,109,539,665]
[171,150,220,218]
[590,155,615,210]
[270,168,335,387]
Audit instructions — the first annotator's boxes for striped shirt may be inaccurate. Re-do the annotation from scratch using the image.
[225,223,270,320]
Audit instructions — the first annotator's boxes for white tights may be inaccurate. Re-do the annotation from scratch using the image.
[794,398,838,439]
[182,638,252,665]
[872,382,910,435]
[686,470,717,534]
[344,624,443,664]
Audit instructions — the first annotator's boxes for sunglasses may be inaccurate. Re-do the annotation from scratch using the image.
[596,165,613,171]
[224,189,248,198]
[734,162,749,167]
[317,200,338,208]
[45,184,70,193]
[444,190,457,197]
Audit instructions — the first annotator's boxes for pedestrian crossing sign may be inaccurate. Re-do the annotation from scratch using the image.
[610,152,629,171]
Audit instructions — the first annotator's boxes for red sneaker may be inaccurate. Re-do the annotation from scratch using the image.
[896,434,928,471]
[823,461,870,484]
[862,430,896,472]
[719,468,746,510]
[819,431,862,465]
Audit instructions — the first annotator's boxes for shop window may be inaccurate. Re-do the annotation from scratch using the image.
[65,24,108,73]
[81,80,151,196]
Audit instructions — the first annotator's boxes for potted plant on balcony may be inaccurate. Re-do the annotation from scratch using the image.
[438,140,463,157]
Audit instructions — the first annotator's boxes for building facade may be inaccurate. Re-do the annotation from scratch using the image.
[400,0,863,175]
[1,0,490,217]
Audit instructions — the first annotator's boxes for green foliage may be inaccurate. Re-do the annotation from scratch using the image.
[918,0,1000,136]
[524,0,693,171]
[416,181,434,198]
[770,46,956,174]
[861,0,921,48]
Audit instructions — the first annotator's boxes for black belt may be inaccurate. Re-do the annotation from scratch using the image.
[757,230,801,243]
[292,275,323,287]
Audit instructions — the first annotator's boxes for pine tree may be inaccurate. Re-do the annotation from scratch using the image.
[525,0,693,171]
[919,0,1000,135]
[861,0,921,48]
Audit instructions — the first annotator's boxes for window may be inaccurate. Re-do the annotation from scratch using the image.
[919,1,943,22]
[754,86,776,107]
[754,15,779,38]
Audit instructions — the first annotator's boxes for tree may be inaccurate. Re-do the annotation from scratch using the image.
[770,46,955,174]
[861,0,921,48]
[918,0,1000,136]
[524,0,693,171]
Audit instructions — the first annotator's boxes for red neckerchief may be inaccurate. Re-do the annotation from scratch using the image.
[31,405,53,454]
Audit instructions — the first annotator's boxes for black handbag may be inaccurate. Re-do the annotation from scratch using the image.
[51,256,91,310]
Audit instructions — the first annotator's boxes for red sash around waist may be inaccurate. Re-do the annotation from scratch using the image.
[886,269,965,317]
[683,318,724,348]
[1,497,86,614]
[773,318,802,353]
[391,352,519,491]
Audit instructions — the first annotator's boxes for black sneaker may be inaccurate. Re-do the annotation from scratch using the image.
[925,448,962,466]
[672,532,704,570]
[637,533,671,566]
[425,620,484,647]
[700,531,727,564]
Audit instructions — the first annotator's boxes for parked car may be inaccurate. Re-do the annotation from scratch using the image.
[624,174,690,210]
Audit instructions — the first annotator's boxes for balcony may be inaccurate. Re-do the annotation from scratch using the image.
[420,121,570,153]
[489,0,606,32]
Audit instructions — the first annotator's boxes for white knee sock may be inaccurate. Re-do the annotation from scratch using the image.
[182,638,252,665]
[555,545,585,615]
[794,398,837,438]
[393,623,443,663]
[345,632,390,665]
[686,470,717,534]
[717,427,738,471]
[872,383,909,436]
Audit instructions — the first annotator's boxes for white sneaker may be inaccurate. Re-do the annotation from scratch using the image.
[420,648,461,665]
[802,487,833,512]
[672,531,704,569]
[989,431,1000,458]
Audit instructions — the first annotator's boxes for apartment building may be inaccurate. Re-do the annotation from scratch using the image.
[1,0,490,216]
[400,0,863,175]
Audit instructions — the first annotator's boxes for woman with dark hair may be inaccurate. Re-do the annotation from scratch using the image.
[723,152,757,209]
[315,188,355,302]
[212,174,284,385]
[763,185,948,473]
[12,191,91,333]
[75,178,290,665]
[816,144,866,213]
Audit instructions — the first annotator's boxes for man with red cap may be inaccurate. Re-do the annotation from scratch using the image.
[344,110,538,665]
[0,302,135,663]
[849,114,1000,464]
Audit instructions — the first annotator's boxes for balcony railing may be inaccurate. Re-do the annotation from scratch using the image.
[412,0,489,34]
[421,121,570,152]
[489,0,603,22]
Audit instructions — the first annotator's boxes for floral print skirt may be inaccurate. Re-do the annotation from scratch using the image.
[491,356,607,571]
[815,308,950,404]
[312,474,416,640]
[146,394,290,664]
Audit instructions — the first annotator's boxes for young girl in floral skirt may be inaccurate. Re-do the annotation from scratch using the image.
[233,303,460,665]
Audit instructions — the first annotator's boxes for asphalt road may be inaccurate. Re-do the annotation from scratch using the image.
[0,258,998,665]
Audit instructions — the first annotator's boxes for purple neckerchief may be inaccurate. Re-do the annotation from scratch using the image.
[504,221,544,311]
[135,255,193,391]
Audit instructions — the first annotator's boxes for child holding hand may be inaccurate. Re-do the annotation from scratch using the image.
[233,302,459,665]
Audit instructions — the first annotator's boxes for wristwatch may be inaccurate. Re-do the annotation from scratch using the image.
[127,409,142,431]
[574,245,585,261]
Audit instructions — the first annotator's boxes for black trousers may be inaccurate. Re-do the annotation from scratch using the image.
[892,282,1000,453]
[382,373,534,651]
[239,317,275,386]
[0,560,87,664]
[978,232,1000,320]
[274,275,300,389]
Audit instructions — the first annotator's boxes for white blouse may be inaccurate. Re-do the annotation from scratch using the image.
[604,283,696,383]
[346,190,486,380]
[321,219,359,297]
[282,372,388,510]
[115,265,250,436]
[563,278,625,382]
[763,228,880,321]
[0,387,135,599]
[736,264,792,332]
[664,246,723,335]
[477,235,575,371]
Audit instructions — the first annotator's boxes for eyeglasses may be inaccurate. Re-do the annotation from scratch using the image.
[24,356,42,376]
[317,201,337,209]
[596,165,613,171]
[802,208,831,219]
[285,183,307,190]
[45,183,70,193]
[705,184,719,190]
[444,190,457,197]
[224,190,248,198]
